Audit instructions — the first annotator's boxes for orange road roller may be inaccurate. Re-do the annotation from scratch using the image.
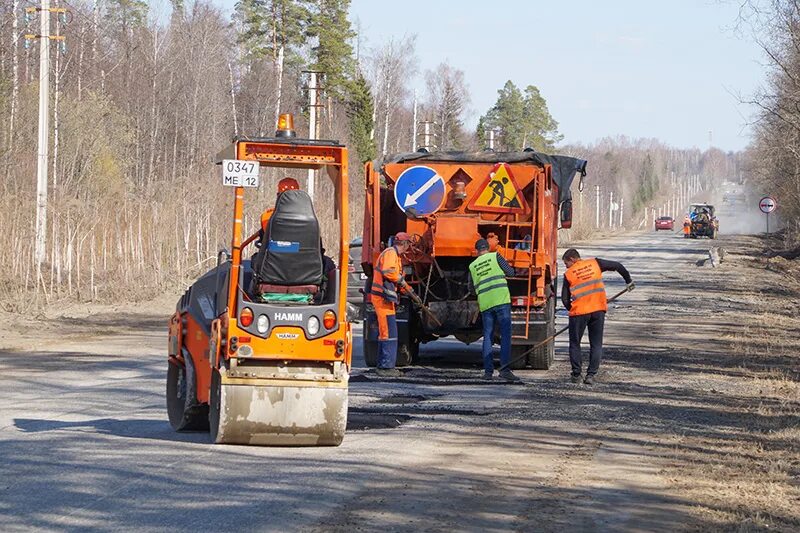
[167,115,352,445]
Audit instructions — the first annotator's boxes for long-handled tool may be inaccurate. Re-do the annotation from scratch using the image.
[408,290,442,327]
[499,286,633,372]
[359,286,442,327]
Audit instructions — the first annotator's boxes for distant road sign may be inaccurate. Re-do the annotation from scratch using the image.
[759,196,777,214]
[393,166,446,215]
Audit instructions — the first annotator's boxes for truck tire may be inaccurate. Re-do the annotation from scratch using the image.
[364,339,378,367]
[529,335,555,370]
[531,297,556,370]
[508,345,529,370]
[396,340,419,367]
[509,296,556,370]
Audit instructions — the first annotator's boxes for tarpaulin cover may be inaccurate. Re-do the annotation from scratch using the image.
[252,190,323,286]
[378,149,588,204]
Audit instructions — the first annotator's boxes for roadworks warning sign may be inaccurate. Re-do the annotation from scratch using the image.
[467,162,529,213]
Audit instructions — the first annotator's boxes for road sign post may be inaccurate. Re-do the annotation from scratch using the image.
[393,166,446,216]
[758,196,777,233]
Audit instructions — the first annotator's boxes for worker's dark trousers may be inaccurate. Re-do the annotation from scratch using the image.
[568,311,606,377]
[377,315,398,369]
[481,303,512,373]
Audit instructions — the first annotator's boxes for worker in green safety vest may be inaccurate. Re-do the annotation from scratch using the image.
[468,238,520,382]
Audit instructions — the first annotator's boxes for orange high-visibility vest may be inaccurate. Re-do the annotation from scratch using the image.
[370,246,403,304]
[565,258,607,317]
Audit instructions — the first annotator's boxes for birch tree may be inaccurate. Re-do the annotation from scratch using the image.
[424,62,470,150]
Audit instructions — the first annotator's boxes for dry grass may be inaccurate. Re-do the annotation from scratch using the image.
[667,310,800,530]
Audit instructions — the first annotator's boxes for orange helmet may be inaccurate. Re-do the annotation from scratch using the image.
[278,177,300,193]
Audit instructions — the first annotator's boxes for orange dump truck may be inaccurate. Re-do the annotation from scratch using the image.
[361,150,587,369]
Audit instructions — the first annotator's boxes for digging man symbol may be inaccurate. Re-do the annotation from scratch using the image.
[487,176,521,208]
[488,177,510,206]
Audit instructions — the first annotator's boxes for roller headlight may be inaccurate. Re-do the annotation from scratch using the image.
[307,316,320,335]
[256,314,270,334]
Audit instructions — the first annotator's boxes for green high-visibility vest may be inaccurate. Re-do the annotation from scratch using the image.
[469,252,511,312]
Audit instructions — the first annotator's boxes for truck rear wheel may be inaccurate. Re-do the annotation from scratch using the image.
[508,346,529,370]
[529,337,555,370]
[530,298,556,370]
[363,339,378,367]
[508,295,556,370]
[396,340,418,367]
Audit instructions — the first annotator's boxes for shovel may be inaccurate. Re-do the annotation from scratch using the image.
[498,286,632,372]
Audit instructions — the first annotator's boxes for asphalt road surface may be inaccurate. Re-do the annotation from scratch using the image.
[1,230,796,531]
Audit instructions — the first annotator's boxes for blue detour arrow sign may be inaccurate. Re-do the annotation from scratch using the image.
[393,165,446,215]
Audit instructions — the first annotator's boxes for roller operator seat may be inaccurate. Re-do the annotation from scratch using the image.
[251,189,323,299]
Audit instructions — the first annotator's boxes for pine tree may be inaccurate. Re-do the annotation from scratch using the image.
[306,0,356,99]
[346,74,376,164]
[477,80,561,152]
[633,153,658,212]
[105,0,149,31]
[521,85,562,151]
[234,0,310,64]
[477,81,525,151]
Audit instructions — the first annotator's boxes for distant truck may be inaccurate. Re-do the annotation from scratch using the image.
[689,203,718,239]
[361,150,587,370]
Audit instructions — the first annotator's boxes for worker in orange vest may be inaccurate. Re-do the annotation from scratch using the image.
[683,215,691,238]
[370,232,414,377]
[562,248,634,385]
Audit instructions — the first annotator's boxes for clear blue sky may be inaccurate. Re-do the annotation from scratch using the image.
[214,0,763,151]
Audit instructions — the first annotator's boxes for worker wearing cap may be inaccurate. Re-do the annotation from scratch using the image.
[468,238,520,382]
[683,215,691,238]
[561,248,634,386]
[370,232,414,377]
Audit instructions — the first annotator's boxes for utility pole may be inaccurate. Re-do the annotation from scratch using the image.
[619,197,624,228]
[418,121,436,151]
[608,191,614,228]
[304,71,322,200]
[25,0,67,279]
[411,90,417,151]
[595,184,600,229]
[486,128,499,150]
[35,0,50,276]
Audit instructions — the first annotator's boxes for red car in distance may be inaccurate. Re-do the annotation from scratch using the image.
[655,216,674,231]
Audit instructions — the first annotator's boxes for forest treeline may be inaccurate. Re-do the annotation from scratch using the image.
[743,0,800,241]
[0,0,753,308]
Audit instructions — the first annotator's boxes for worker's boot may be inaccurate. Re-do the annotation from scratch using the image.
[583,375,595,386]
[570,373,582,384]
[376,339,400,377]
[499,369,521,382]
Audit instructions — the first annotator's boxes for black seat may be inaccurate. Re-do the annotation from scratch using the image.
[251,190,323,294]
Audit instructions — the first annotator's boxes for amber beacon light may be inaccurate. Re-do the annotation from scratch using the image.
[276,113,296,138]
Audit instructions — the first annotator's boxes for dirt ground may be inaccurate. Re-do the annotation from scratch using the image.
[0,230,798,532]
